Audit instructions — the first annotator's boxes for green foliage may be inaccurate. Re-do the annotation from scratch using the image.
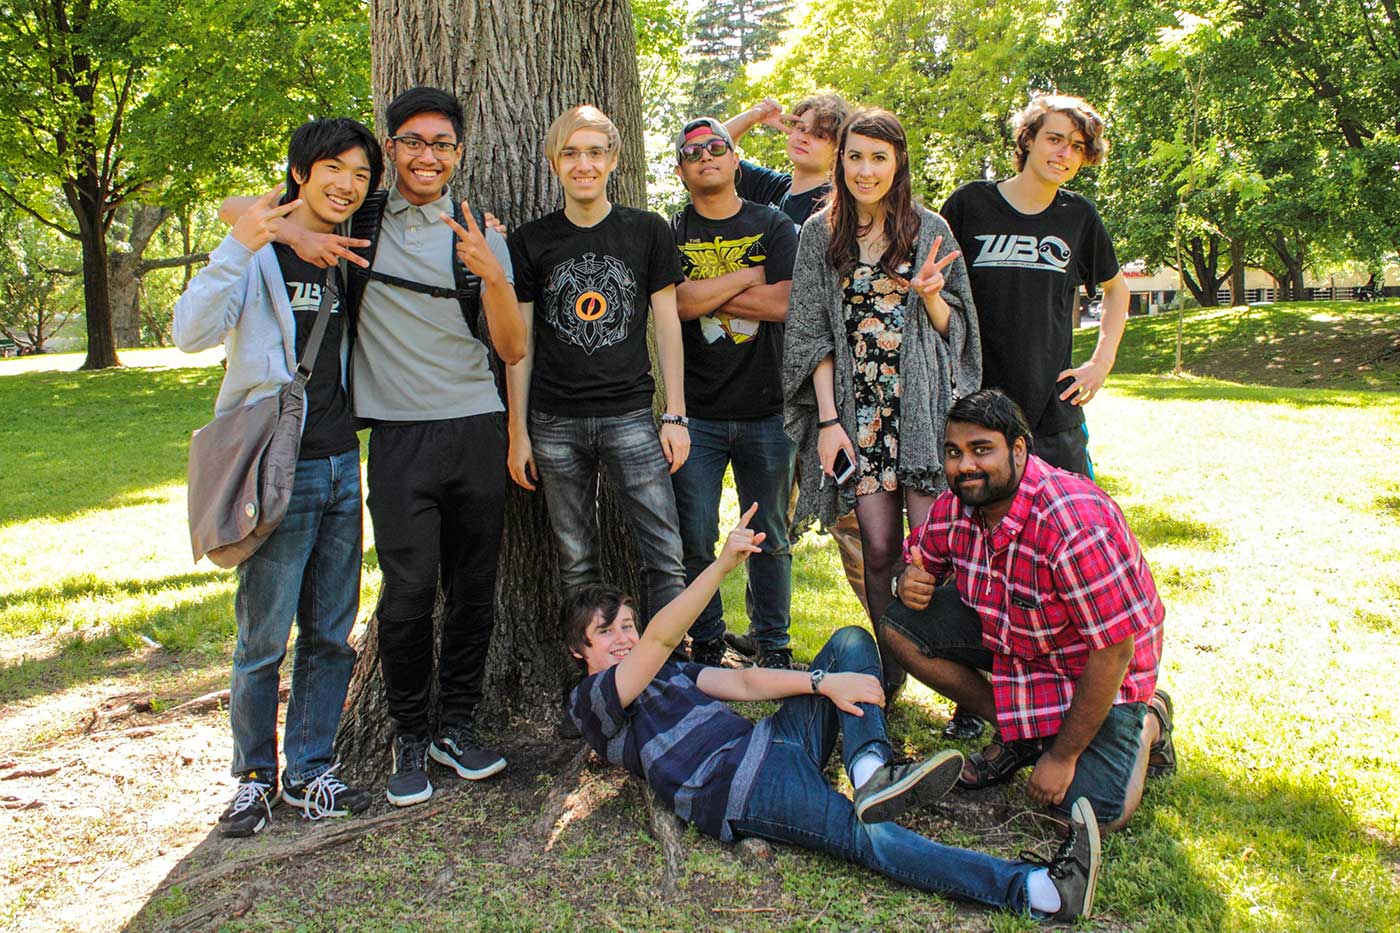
[0,205,81,353]
[730,0,1053,203]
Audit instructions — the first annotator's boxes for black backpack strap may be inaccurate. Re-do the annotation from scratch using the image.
[451,199,485,341]
[344,189,389,337]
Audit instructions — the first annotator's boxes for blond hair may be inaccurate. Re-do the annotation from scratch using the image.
[544,105,621,166]
[1011,94,1109,171]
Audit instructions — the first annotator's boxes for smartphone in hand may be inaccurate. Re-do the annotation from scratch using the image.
[832,448,857,485]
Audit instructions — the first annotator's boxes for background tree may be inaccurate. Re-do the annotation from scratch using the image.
[0,206,81,354]
[0,0,370,367]
[335,0,651,783]
[687,0,793,116]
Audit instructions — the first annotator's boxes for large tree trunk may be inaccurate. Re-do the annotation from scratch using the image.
[337,0,648,786]
[70,175,120,370]
[109,205,171,348]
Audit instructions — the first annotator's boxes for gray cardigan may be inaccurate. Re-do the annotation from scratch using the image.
[782,204,981,531]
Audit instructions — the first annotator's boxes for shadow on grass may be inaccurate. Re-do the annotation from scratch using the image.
[1375,494,1400,520]
[0,570,228,613]
[0,367,220,526]
[1119,504,1227,549]
[0,585,234,706]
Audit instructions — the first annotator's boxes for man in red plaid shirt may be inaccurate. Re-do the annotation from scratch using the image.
[879,388,1175,832]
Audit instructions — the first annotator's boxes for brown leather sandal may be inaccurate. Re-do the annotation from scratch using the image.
[1146,689,1176,778]
[956,733,1045,789]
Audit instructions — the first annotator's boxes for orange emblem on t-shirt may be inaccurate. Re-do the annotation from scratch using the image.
[575,291,608,321]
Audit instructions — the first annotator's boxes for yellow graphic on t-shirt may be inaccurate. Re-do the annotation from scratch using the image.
[678,233,766,345]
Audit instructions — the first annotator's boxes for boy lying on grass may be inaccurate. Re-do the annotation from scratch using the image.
[564,504,1102,920]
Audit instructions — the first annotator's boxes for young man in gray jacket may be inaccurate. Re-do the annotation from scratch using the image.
[176,118,381,836]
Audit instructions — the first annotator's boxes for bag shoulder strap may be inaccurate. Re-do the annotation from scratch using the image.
[293,268,339,386]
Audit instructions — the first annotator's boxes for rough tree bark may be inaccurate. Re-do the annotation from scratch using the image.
[336,0,650,786]
[109,205,169,348]
[1229,237,1246,306]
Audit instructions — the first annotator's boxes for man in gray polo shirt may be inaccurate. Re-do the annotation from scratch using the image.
[225,87,526,807]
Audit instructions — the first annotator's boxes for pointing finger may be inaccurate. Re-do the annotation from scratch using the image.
[258,183,286,206]
[921,236,944,273]
[738,501,759,529]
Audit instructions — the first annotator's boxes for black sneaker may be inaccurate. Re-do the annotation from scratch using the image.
[690,637,727,667]
[218,770,280,838]
[429,722,507,780]
[757,646,795,670]
[283,765,371,820]
[723,632,759,658]
[854,750,963,823]
[386,734,433,807]
[1028,797,1101,920]
[942,709,986,741]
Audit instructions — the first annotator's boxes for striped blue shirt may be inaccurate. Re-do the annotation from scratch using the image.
[570,661,771,842]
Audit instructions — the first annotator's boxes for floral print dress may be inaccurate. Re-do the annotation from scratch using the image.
[841,258,913,496]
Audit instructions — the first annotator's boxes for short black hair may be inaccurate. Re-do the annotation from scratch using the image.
[946,389,1033,449]
[284,118,382,205]
[560,584,636,670]
[385,86,464,141]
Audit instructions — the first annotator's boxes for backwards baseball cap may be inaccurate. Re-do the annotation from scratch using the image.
[675,117,735,161]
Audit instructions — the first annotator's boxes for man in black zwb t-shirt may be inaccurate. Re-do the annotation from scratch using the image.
[506,105,689,629]
[668,117,799,670]
[941,94,1131,479]
[174,119,383,836]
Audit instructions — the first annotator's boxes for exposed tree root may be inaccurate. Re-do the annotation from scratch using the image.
[156,803,444,896]
[533,743,594,850]
[634,775,687,896]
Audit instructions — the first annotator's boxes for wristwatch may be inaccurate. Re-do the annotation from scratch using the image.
[809,668,826,694]
[891,570,902,599]
[660,413,689,427]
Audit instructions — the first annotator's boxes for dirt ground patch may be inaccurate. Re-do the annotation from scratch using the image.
[2,637,1078,932]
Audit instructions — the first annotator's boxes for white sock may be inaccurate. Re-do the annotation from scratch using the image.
[850,752,886,789]
[1027,868,1062,914]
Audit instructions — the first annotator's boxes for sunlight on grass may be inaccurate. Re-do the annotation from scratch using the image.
[3,320,1399,930]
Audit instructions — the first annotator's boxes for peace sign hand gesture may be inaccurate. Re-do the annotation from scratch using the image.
[909,235,961,303]
[232,184,302,253]
[440,199,507,285]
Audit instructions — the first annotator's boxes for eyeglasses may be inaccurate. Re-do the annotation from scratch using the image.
[389,135,460,158]
[679,139,731,162]
[558,146,613,164]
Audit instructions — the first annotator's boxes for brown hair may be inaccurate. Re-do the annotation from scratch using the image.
[560,584,637,668]
[1011,94,1109,171]
[792,93,851,141]
[826,108,921,282]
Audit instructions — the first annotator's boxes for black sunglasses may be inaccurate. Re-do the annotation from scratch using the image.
[679,139,732,162]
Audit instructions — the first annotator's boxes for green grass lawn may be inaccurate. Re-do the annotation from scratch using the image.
[2,302,1398,930]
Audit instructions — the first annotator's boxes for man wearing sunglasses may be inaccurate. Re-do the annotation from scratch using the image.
[669,118,799,670]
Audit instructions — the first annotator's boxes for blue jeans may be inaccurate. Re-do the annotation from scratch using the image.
[230,449,361,785]
[671,414,794,650]
[732,626,1035,913]
[530,408,685,625]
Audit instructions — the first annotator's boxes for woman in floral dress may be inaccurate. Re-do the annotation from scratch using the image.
[784,109,981,627]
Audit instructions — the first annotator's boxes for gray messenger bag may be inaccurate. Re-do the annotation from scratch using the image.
[186,269,337,567]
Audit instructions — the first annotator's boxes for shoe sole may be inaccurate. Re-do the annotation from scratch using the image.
[385,780,434,807]
[856,750,964,824]
[1147,689,1176,778]
[428,743,507,781]
[1072,797,1102,918]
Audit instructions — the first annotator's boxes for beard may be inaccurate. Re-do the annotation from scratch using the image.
[950,449,1021,508]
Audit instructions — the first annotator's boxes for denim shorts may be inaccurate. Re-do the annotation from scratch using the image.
[881,585,1145,822]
